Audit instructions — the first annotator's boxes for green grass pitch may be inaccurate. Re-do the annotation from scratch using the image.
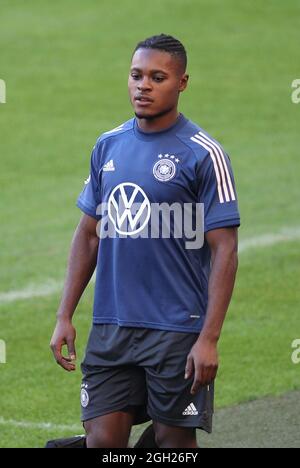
[0,0,299,447]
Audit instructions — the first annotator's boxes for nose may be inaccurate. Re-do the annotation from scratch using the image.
[137,76,152,91]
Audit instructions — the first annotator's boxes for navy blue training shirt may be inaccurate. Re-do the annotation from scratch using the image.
[77,113,240,333]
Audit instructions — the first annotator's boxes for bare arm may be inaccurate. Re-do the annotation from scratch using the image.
[185,227,238,394]
[50,214,99,371]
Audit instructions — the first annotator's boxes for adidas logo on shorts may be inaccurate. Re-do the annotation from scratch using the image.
[182,402,199,415]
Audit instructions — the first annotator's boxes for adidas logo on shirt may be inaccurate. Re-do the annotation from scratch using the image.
[103,159,115,171]
[182,402,199,416]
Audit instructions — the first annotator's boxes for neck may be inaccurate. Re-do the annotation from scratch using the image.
[136,107,180,133]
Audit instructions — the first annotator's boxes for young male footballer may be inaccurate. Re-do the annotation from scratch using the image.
[50,34,240,448]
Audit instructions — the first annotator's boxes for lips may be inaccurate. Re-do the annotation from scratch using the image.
[135,95,154,103]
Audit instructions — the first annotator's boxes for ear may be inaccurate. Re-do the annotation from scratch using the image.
[179,73,189,92]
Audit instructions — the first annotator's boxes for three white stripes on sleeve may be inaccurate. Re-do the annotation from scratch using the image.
[191,131,236,204]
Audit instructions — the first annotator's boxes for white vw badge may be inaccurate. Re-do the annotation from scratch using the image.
[108,182,151,236]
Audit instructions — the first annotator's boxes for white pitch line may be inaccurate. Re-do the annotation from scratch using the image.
[238,226,300,252]
[0,416,82,433]
[0,280,63,305]
[0,227,300,306]
[0,274,96,305]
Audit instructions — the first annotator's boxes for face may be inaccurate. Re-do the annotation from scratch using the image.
[128,48,189,120]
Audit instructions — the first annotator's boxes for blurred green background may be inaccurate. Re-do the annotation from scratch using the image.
[0,0,299,447]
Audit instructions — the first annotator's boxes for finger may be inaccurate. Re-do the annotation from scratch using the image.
[204,364,218,385]
[51,343,75,371]
[191,367,204,395]
[200,366,211,386]
[50,341,63,365]
[195,364,218,388]
[60,356,76,372]
[211,365,218,381]
[56,355,76,371]
[184,355,194,380]
[66,338,76,362]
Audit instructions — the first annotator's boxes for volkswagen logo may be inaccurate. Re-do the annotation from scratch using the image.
[108,182,151,235]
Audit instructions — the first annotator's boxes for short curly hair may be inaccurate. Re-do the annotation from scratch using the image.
[133,33,187,72]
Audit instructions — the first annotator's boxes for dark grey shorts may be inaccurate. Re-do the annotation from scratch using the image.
[81,324,214,433]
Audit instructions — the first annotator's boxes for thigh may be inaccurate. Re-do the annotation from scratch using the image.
[81,324,149,425]
[144,330,214,433]
[153,421,197,448]
[84,411,135,448]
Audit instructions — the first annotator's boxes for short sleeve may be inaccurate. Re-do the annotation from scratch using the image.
[76,142,102,219]
[197,151,240,232]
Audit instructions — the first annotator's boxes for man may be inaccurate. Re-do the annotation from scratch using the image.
[50,33,240,448]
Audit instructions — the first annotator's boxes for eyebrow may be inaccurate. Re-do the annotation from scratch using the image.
[130,67,169,75]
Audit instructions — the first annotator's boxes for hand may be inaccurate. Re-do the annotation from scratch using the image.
[184,337,219,395]
[50,318,77,372]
